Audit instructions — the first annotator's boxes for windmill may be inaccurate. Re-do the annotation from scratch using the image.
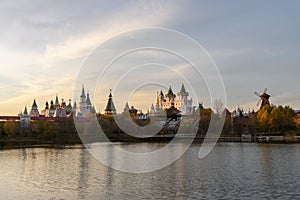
[254,88,271,109]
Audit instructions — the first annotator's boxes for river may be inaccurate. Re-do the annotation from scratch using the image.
[0,143,300,199]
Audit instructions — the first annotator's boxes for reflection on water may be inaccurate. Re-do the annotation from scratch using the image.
[0,143,300,199]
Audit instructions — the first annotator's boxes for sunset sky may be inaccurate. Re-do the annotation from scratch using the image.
[0,0,299,115]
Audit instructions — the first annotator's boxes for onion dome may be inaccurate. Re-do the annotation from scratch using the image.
[50,100,55,110]
[45,101,49,110]
[65,99,72,115]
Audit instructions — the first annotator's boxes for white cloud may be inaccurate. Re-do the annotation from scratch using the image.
[0,1,184,115]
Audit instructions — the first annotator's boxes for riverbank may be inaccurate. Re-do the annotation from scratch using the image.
[1,133,300,149]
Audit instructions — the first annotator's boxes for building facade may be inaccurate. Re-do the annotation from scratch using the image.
[77,85,96,117]
[149,82,193,115]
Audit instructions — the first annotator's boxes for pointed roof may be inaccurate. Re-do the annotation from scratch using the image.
[45,101,49,110]
[86,92,92,106]
[32,99,38,108]
[80,85,86,98]
[160,90,164,96]
[23,106,28,115]
[55,95,59,105]
[105,89,116,114]
[167,85,174,96]
[179,82,188,95]
[50,100,55,110]
[123,102,130,112]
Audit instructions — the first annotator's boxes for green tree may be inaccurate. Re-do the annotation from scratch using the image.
[197,108,212,136]
[281,106,296,132]
[0,121,5,138]
[269,105,284,132]
[42,121,58,139]
[4,120,19,137]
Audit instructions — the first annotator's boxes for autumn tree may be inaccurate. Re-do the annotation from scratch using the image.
[256,104,272,133]
[257,105,296,134]
[198,108,212,136]
[4,120,19,137]
[294,113,300,129]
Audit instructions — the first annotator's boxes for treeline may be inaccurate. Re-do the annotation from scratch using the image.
[0,118,77,140]
[0,104,299,141]
[221,105,300,136]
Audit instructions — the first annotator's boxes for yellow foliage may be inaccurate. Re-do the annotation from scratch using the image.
[294,114,300,128]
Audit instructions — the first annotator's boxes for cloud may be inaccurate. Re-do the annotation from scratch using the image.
[0,1,184,115]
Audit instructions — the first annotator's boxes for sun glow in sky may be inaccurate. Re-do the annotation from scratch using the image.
[0,0,300,115]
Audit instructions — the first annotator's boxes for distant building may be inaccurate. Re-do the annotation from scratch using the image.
[40,95,74,118]
[30,99,39,117]
[149,82,193,115]
[19,106,30,127]
[123,102,130,113]
[77,85,96,118]
[104,89,116,115]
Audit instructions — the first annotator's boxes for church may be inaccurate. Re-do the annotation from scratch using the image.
[19,85,96,119]
[76,85,96,118]
[149,82,194,116]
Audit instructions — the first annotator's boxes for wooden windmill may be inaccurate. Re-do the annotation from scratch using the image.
[254,88,271,109]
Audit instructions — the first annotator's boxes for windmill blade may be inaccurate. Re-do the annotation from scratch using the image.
[256,99,261,107]
[254,91,260,96]
[263,88,267,93]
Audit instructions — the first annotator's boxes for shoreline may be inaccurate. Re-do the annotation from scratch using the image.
[1,134,300,149]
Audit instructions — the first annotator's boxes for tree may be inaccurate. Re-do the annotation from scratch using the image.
[294,113,300,129]
[281,106,296,132]
[4,120,19,137]
[42,121,58,139]
[257,105,296,134]
[198,108,212,136]
[256,104,272,133]
[0,121,5,138]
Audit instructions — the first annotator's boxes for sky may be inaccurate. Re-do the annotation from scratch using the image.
[0,0,299,115]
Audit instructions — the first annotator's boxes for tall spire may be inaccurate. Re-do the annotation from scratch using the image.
[86,92,92,106]
[166,85,174,96]
[105,89,116,114]
[166,85,176,102]
[50,100,54,110]
[55,95,60,108]
[160,90,164,96]
[45,101,49,110]
[30,99,39,117]
[80,84,86,98]
[23,106,28,115]
[32,99,38,108]
[179,82,188,96]
[123,102,130,113]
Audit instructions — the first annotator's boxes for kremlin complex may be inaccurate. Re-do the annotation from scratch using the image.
[14,82,197,126]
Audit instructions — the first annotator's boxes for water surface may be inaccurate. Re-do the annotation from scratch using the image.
[0,143,300,199]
